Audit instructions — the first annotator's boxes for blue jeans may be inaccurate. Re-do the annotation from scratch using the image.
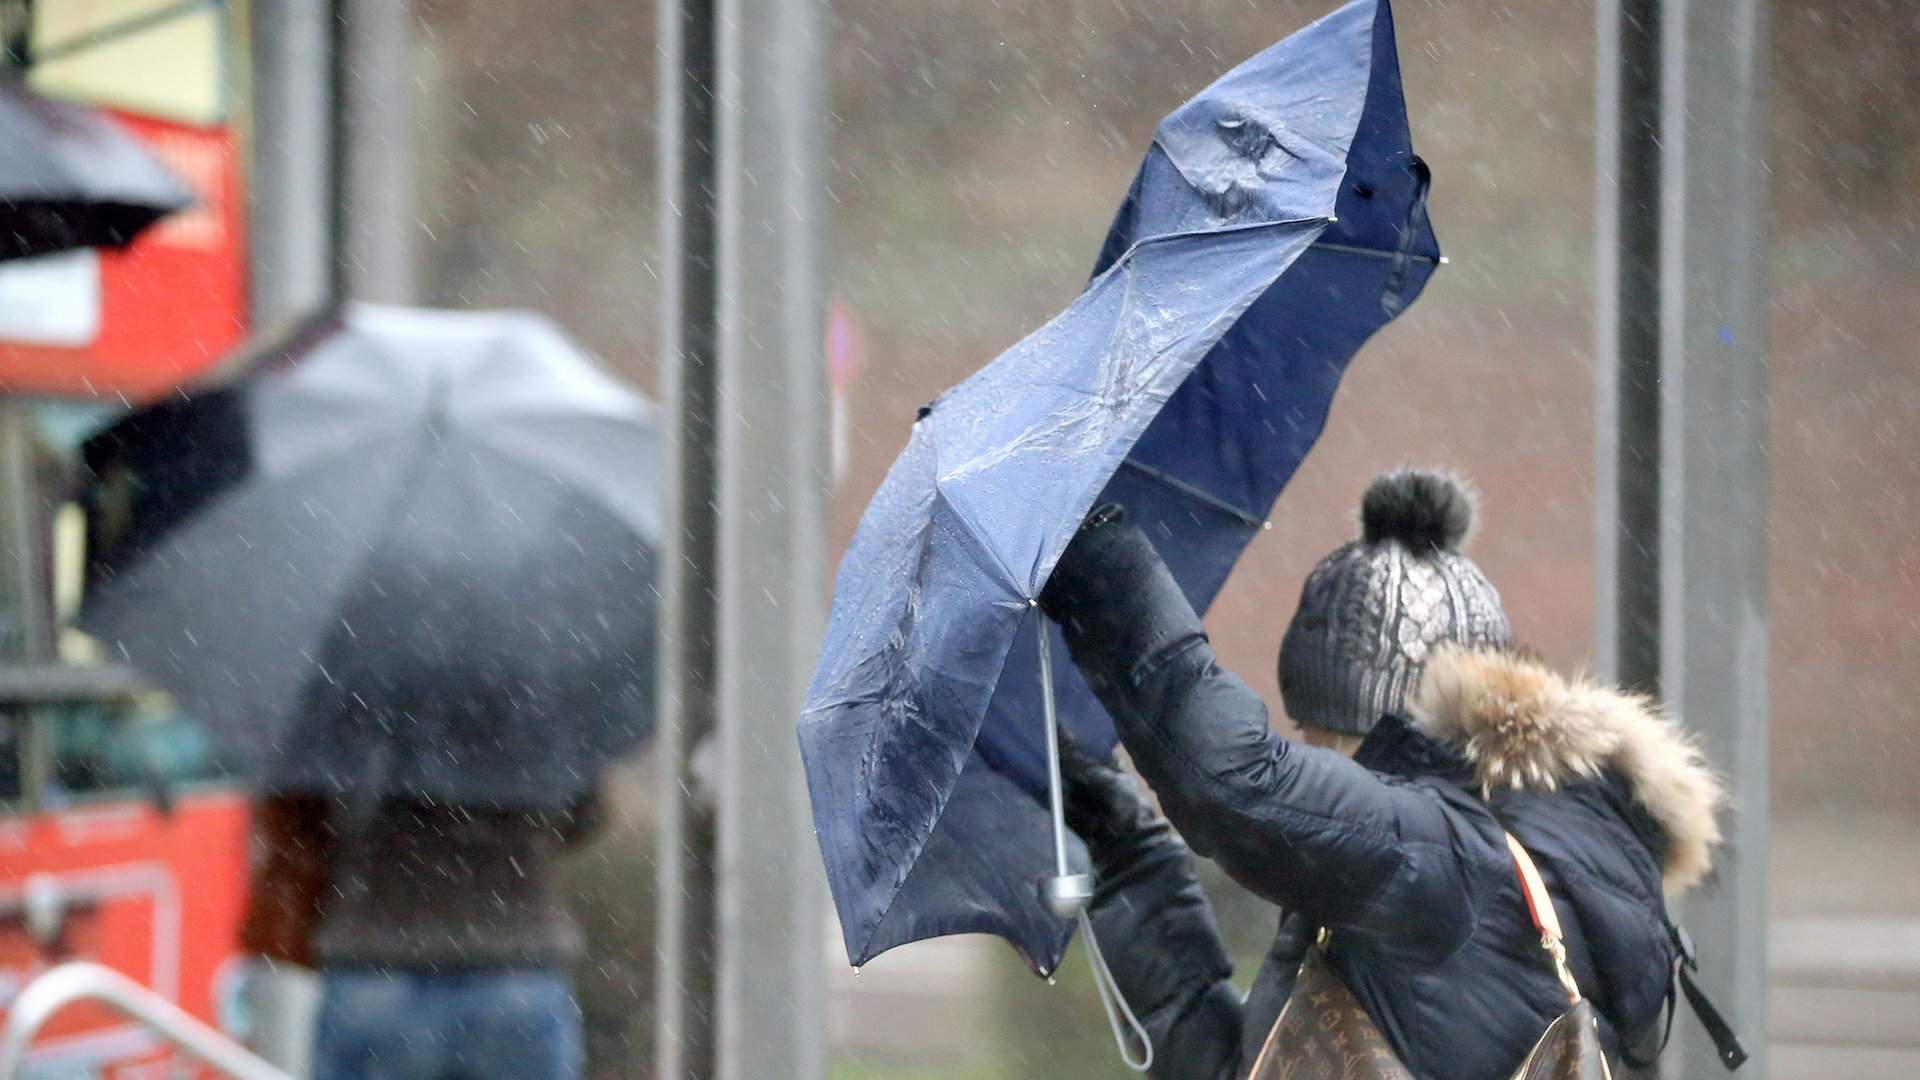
[313,968,584,1080]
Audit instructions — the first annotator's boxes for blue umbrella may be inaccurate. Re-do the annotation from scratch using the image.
[800,0,1438,975]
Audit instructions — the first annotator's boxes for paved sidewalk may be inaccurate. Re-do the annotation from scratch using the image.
[1768,812,1920,1079]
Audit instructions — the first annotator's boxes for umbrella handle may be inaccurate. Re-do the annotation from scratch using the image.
[1036,608,1094,918]
[1034,610,1153,1072]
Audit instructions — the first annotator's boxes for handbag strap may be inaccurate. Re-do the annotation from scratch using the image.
[1504,832,1583,1005]
[1505,833,1749,1071]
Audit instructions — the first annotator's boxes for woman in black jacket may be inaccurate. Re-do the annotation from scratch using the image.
[1040,470,1725,1080]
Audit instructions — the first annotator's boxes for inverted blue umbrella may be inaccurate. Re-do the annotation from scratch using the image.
[800,0,1439,978]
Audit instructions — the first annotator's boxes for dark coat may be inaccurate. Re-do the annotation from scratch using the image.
[1046,523,1723,1080]
[240,793,599,971]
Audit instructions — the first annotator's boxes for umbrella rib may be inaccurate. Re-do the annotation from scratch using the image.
[1311,240,1440,265]
[1100,215,1331,286]
[1117,457,1266,529]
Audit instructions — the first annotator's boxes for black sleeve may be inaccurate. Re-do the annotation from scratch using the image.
[1043,522,1476,952]
[1086,827,1244,1080]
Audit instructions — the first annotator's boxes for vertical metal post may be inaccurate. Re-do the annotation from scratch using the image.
[1594,0,1663,697]
[0,0,31,74]
[1658,1,1770,1075]
[1601,0,1771,1076]
[710,0,829,1073]
[655,0,722,1074]
[0,406,49,665]
[248,0,336,324]
[0,404,50,819]
[0,0,43,679]
[243,3,339,1073]
[335,0,415,304]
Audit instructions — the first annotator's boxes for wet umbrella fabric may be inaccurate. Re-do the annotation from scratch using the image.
[0,81,192,260]
[80,305,659,809]
[799,0,1439,973]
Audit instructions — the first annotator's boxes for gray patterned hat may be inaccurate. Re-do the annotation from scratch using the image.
[1278,469,1510,736]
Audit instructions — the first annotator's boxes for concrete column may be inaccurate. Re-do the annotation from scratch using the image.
[242,4,339,1073]
[655,0,828,1075]
[1599,0,1771,1075]
[1658,1,1771,1075]
[247,0,335,325]
[335,0,415,304]
[709,0,829,1074]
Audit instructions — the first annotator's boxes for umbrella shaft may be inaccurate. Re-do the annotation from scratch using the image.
[1038,615,1070,879]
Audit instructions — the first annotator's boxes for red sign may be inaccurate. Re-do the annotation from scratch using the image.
[0,792,251,1077]
[0,111,248,402]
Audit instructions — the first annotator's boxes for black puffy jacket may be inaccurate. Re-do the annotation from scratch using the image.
[1045,523,1724,1080]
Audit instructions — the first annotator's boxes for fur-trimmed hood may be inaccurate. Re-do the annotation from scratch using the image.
[1406,646,1725,895]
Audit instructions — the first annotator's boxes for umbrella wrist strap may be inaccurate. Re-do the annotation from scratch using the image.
[1036,612,1150,1070]
[1078,909,1154,1072]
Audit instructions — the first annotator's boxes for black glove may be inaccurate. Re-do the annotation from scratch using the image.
[1058,729,1171,882]
[1040,503,1207,696]
[1038,502,1130,623]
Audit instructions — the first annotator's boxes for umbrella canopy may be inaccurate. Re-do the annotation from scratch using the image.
[0,80,193,261]
[80,305,660,809]
[800,0,1439,974]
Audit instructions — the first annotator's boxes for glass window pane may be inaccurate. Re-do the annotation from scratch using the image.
[45,696,236,805]
[28,0,227,125]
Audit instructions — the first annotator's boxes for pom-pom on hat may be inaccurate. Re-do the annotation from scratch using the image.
[1279,468,1510,737]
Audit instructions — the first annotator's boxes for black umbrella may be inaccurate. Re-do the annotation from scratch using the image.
[0,79,192,261]
[80,305,660,808]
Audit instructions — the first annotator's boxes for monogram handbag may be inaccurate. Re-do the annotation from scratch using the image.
[1245,833,1610,1080]
[1244,929,1412,1080]
[1501,833,1612,1080]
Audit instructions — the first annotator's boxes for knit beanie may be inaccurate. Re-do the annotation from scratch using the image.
[1277,468,1510,736]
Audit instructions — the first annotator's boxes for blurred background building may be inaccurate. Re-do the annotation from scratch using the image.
[0,0,1914,1078]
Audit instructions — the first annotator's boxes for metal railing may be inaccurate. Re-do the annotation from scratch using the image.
[0,961,293,1080]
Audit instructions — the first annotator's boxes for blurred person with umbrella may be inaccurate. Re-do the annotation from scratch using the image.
[80,305,660,1080]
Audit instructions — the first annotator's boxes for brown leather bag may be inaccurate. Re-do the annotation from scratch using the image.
[1245,833,1611,1080]
[1245,930,1412,1080]
[1501,834,1612,1080]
